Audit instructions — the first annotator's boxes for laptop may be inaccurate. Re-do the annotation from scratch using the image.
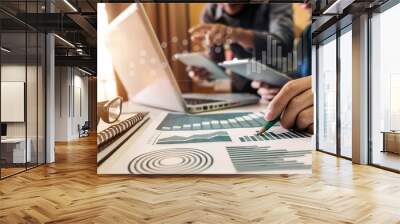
[104,3,259,113]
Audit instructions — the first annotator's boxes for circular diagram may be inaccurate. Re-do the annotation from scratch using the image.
[128,148,213,174]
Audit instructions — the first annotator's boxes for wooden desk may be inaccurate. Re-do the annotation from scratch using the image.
[382,131,400,155]
[1,138,32,164]
[98,102,267,173]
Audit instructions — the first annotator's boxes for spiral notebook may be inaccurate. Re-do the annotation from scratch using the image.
[97,112,149,164]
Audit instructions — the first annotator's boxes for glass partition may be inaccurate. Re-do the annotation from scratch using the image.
[1,31,28,177]
[0,1,46,179]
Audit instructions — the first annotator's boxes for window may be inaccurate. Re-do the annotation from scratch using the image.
[339,27,352,158]
[317,36,337,154]
[370,3,400,171]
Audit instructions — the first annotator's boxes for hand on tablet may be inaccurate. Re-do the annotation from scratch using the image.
[187,66,213,86]
[251,81,281,104]
[190,24,232,46]
[264,76,314,133]
[189,24,254,48]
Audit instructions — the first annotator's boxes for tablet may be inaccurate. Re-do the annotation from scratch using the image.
[219,59,292,86]
[174,52,227,80]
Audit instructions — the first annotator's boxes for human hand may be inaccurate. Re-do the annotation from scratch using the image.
[251,81,281,104]
[190,23,256,49]
[187,66,214,86]
[264,76,314,133]
[189,23,234,46]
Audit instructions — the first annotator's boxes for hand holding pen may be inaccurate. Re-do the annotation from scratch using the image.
[258,76,314,134]
[257,115,280,135]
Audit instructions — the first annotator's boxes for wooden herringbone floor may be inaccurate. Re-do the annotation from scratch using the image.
[1,136,400,224]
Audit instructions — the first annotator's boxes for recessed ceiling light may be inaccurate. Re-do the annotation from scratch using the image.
[1,47,11,53]
[78,67,93,76]
[54,34,75,48]
[63,0,78,12]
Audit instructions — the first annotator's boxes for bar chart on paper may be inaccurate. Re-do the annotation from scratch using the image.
[156,112,272,131]
[238,130,311,142]
[227,146,312,172]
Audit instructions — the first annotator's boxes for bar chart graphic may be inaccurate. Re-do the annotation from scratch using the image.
[156,112,270,131]
[157,131,231,144]
[226,146,311,172]
[238,130,311,142]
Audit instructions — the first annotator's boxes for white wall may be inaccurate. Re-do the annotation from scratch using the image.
[71,73,89,138]
[55,66,70,141]
[55,67,89,141]
[1,65,32,138]
[1,66,25,138]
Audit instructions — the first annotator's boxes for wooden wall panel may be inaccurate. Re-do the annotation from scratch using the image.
[293,4,311,39]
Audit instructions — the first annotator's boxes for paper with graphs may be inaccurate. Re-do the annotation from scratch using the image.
[100,111,313,175]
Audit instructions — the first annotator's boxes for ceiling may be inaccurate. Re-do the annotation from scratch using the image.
[0,0,97,74]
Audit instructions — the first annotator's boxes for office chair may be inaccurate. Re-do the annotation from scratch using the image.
[79,121,90,138]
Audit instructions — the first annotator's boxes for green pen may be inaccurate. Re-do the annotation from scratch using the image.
[257,114,281,135]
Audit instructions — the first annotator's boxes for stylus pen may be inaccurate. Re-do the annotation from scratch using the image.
[257,115,281,135]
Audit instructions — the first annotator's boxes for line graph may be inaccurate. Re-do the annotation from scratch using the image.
[157,131,231,144]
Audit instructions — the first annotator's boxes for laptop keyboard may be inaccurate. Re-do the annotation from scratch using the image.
[184,97,222,105]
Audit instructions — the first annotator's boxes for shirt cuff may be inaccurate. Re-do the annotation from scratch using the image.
[252,31,269,52]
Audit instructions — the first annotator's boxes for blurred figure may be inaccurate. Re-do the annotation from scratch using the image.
[252,1,312,104]
[188,3,294,94]
[296,1,312,77]
[262,1,314,133]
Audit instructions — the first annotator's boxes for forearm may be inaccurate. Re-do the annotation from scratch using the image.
[231,27,256,49]
[231,28,292,54]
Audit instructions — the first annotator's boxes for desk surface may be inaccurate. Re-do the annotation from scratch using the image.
[381,131,400,134]
[98,102,267,173]
[1,137,27,143]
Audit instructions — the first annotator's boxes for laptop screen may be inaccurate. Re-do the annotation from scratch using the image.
[103,3,186,112]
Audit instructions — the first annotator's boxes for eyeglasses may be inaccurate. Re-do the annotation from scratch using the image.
[97,97,123,125]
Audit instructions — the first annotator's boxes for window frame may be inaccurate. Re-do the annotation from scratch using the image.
[367,0,400,173]
[314,0,400,173]
[314,15,353,160]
